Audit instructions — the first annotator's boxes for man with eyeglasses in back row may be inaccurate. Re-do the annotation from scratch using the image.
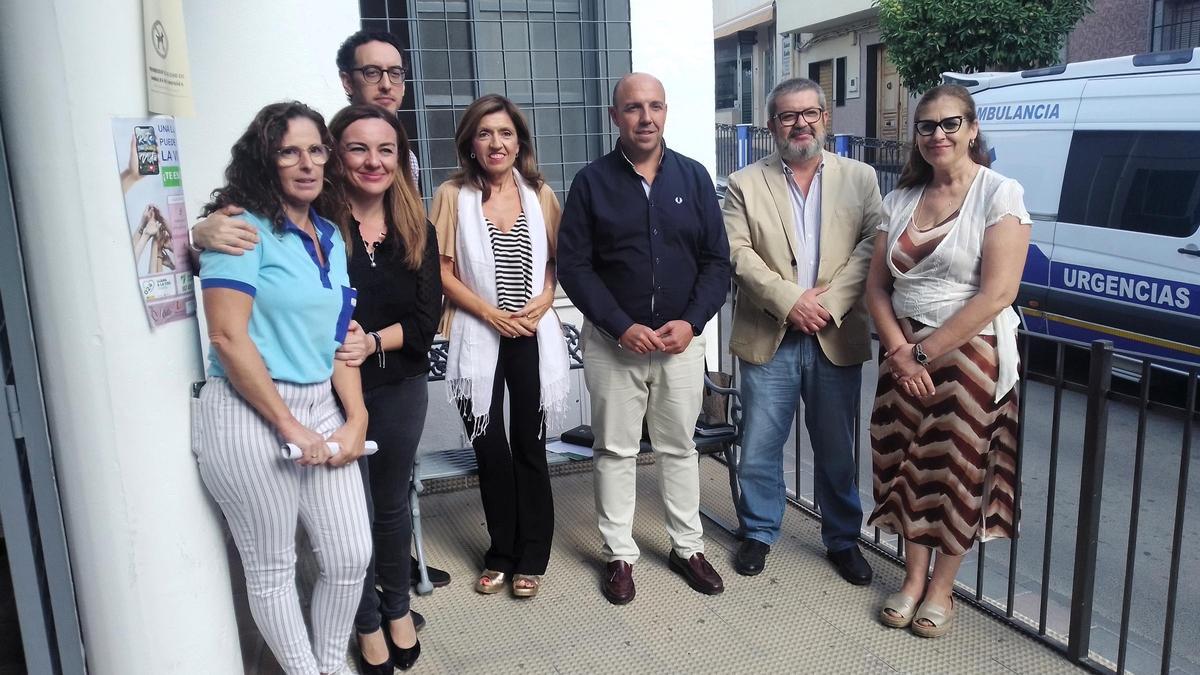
[721,77,884,585]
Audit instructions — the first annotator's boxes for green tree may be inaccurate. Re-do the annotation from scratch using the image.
[877,0,1094,92]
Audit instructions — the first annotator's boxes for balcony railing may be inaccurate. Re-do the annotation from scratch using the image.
[760,332,1198,675]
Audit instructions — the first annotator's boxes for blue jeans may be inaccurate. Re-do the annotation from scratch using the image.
[735,332,863,551]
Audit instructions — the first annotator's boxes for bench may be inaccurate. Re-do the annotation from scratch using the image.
[409,322,742,594]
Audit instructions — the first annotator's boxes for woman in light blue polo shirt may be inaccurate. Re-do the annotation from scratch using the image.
[192,101,372,675]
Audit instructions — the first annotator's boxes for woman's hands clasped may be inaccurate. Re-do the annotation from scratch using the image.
[488,288,554,338]
[885,343,937,400]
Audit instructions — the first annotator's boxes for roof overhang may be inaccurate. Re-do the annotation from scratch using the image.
[714,2,774,39]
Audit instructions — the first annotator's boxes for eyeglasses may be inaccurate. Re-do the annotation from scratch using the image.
[275,144,331,167]
[914,116,965,136]
[773,108,824,126]
[349,65,406,84]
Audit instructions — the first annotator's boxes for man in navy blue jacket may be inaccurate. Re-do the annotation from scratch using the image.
[558,72,731,605]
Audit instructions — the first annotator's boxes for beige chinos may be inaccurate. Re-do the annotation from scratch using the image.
[584,323,707,563]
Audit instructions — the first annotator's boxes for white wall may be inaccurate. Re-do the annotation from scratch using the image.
[178,4,358,223]
[632,0,717,178]
[0,1,356,673]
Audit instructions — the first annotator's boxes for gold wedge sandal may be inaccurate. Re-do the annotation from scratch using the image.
[475,570,507,594]
[879,592,920,628]
[512,574,541,598]
[911,596,955,638]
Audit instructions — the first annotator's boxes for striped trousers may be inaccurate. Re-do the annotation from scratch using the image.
[193,377,371,675]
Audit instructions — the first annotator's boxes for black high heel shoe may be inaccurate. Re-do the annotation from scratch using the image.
[386,614,422,671]
[354,632,394,675]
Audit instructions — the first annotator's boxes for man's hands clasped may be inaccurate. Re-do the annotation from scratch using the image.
[618,319,694,355]
[787,285,832,334]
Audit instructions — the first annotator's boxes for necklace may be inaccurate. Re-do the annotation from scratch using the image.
[361,229,385,267]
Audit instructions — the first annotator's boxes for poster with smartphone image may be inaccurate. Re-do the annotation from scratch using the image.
[112,115,195,328]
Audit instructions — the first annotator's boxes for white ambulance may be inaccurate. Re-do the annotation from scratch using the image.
[945,49,1200,371]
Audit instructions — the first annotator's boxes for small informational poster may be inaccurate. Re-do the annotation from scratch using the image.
[143,0,195,116]
[112,116,196,328]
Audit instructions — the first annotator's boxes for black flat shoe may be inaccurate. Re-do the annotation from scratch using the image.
[354,635,394,675]
[410,609,426,632]
[827,545,874,586]
[411,556,452,587]
[733,539,770,576]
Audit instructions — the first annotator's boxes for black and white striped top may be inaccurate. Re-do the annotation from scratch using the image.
[486,212,533,312]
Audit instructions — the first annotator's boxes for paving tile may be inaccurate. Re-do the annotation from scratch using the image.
[225,457,1090,674]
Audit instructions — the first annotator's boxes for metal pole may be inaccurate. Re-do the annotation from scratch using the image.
[736,123,751,169]
[1067,340,1113,663]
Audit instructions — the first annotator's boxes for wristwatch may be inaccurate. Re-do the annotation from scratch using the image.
[912,343,930,367]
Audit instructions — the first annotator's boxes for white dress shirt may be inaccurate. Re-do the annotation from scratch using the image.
[783,161,822,289]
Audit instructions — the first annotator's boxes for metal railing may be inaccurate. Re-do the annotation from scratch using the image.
[714,126,911,198]
[773,332,1197,675]
[830,135,911,196]
[714,123,775,180]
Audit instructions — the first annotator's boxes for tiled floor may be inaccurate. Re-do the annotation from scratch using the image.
[326,457,1084,675]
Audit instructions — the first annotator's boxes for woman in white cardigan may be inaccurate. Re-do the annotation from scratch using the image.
[431,94,569,599]
[863,84,1031,638]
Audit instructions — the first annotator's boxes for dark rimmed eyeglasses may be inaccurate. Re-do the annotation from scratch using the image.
[914,116,965,136]
[275,144,332,167]
[773,108,824,126]
[348,65,406,84]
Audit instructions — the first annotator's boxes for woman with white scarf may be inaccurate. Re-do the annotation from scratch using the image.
[864,85,1031,638]
[431,94,570,599]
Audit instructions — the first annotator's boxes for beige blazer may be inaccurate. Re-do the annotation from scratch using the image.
[723,150,884,366]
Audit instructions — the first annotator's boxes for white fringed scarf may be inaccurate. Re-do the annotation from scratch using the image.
[445,171,571,440]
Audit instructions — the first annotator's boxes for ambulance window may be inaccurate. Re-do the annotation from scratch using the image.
[1060,131,1200,238]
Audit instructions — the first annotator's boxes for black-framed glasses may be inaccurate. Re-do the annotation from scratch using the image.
[774,108,824,126]
[349,65,406,84]
[915,116,965,136]
[275,144,331,167]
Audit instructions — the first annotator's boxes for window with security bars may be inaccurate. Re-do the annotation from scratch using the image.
[359,0,632,204]
[1153,0,1200,51]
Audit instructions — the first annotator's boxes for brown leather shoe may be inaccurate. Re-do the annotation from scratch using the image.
[602,561,635,605]
[668,551,724,595]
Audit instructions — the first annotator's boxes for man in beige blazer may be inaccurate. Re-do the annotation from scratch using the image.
[723,77,883,584]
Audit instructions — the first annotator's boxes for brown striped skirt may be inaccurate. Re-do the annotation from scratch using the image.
[867,320,1019,557]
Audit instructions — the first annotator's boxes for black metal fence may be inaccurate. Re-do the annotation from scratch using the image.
[832,136,911,196]
[715,123,737,180]
[774,332,1197,675]
[714,123,776,180]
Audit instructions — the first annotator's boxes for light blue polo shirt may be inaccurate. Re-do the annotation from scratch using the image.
[200,209,355,384]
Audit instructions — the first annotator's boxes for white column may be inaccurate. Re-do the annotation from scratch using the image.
[631,0,718,178]
[0,1,356,673]
[631,0,723,361]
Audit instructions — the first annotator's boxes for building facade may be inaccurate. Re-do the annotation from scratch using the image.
[713,0,776,127]
[1067,0,1200,62]
[774,0,913,141]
